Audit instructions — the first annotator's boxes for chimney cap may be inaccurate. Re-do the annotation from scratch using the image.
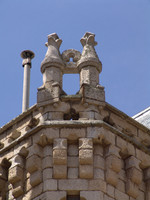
[21,50,35,59]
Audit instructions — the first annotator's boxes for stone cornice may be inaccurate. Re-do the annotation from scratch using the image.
[0,105,37,134]
[1,120,150,156]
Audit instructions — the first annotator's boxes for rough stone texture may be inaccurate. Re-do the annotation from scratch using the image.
[43,179,57,191]
[58,179,88,191]
[1,32,150,200]
[105,155,122,173]
[80,191,104,200]
[8,166,23,184]
[106,169,118,187]
[79,149,93,165]
[126,180,139,198]
[53,149,67,165]
[126,167,142,185]
[53,165,67,179]
[79,165,93,179]
[30,170,42,187]
[26,155,41,173]
[88,179,106,192]
[68,167,78,179]
[60,128,86,140]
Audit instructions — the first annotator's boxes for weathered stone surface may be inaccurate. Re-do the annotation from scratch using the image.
[80,191,104,200]
[107,184,115,198]
[136,148,150,168]
[106,155,122,173]
[116,136,135,157]
[79,165,93,179]
[53,149,67,165]
[43,145,53,157]
[94,168,104,180]
[115,189,129,200]
[105,145,120,158]
[116,179,125,193]
[26,155,41,173]
[43,179,57,191]
[106,169,118,187]
[79,138,93,149]
[53,138,67,149]
[88,179,106,192]
[94,144,103,156]
[58,179,88,191]
[27,144,42,158]
[43,67,62,87]
[41,191,66,200]
[12,185,24,198]
[68,157,79,167]
[81,84,105,103]
[126,167,142,185]
[80,66,99,87]
[60,128,86,140]
[27,183,43,199]
[33,128,59,144]
[30,170,42,187]
[79,149,93,165]
[125,156,141,170]
[10,130,21,140]
[94,155,105,169]
[42,156,53,169]
[8,166,23,184]
[68,168,78,179]
[68,144,78,156]
[37,85,60,106]
[43,168,52,180]
[53,165,67,179]
[87,127,115,145]
[126,180,139,198]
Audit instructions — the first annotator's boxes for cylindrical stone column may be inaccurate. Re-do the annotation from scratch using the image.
[21,50,35,112]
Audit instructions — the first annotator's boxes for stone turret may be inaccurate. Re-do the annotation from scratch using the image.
[1,33,150,200]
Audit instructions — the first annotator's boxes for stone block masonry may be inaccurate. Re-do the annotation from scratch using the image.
[0,32,150,200]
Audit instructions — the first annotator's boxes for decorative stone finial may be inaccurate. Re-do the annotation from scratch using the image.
[21,50,35,67]
[77,32,102,73]
[41,33,64,73]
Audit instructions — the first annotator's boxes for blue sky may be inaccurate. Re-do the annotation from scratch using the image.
[0,0,150,127]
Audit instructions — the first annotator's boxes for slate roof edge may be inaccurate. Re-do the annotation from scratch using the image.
[132,106,150,119]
